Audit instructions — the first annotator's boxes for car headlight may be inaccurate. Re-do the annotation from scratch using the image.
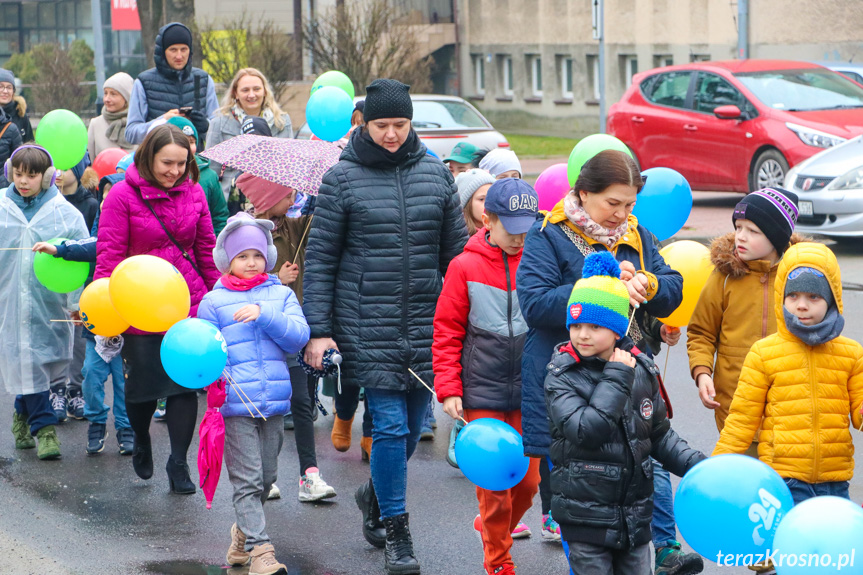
[826,166,863,191]
[786,122,847,148]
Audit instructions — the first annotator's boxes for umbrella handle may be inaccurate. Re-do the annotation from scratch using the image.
[292,215,314,265]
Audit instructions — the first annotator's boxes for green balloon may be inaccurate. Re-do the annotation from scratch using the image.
[35,110,88,171]
[567,134,634,188]
[312,71,355,100]
[33,238,89,293]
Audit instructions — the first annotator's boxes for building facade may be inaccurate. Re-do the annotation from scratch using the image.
[456,0,863,137]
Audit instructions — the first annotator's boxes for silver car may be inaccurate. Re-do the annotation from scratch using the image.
[296,94,509,159]
[784,135,863,237]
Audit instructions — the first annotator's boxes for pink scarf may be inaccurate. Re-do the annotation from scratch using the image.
[563,192,627,248]
[221,273,269,291]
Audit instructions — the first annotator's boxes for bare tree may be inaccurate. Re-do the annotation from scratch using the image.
[305,0,433,95]
[196,12,298,100]
[9,41,95,114]
[137,0,198,67]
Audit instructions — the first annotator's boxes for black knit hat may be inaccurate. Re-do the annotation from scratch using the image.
[241,116,272,137]
[363,79,413,122]
[732,187,799,255]
[161,23,192,49]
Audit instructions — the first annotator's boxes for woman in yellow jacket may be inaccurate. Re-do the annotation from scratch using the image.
[713,242,863,505]
[687,188,801,436]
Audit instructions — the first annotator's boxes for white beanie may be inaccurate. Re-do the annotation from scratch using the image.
[103,72,134,106]
[479,149,522,178]
[456,169,496,208]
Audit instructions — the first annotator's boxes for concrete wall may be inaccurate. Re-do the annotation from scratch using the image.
[459,0,863,137]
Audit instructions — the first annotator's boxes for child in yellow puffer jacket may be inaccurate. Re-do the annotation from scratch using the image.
[713,242,863,506]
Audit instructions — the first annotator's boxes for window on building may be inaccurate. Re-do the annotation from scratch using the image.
[654,54,673,68]
[530,55,542,97]
[620,55,638,88]
[560,57,573,99]
[587,55,600,101]
[501,55,513,97]
[690,53,711,62]
[473,55,485,95]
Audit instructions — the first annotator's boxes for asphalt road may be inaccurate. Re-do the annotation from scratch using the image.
[2,191,862,575]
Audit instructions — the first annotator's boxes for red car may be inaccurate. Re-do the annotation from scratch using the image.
[608,60,863,192]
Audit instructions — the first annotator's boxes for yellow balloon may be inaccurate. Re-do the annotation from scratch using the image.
[657,240,714,328]
[79,278,130,337]
[109,255,191,333]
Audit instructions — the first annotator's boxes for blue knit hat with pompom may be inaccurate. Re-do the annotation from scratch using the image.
[566,252,631,337]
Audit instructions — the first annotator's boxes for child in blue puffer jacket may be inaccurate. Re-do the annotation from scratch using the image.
[197,212,310,573]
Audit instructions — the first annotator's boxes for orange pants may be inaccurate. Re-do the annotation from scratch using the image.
[465,408,541,571]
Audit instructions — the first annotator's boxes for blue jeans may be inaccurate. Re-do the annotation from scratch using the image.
[651,459,677,548]
[333,385,373,437]
[365,387,432,518]
[82,340,129,429]
[784,477,850,506]
[14,391,58,435]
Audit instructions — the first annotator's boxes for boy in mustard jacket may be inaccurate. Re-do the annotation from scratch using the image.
[714,242,863,507]
[687,188,800,438]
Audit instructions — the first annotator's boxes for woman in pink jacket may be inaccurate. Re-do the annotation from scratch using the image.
[95,124,220,493]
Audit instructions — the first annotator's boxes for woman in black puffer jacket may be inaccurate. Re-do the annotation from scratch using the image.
[303,79,467,575]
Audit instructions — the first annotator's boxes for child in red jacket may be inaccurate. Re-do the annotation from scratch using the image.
[433,178,541,575]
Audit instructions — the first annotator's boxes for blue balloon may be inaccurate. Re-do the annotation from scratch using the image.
[160,318,228,389]
[454,418,530,491]
[773,496,863,574]
[306,86,354,142]
[631,167,693,241]
[675,455,793,565]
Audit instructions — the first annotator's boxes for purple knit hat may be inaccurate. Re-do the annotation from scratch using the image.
[213,213,277,273]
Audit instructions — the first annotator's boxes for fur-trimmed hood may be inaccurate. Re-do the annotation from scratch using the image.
[80,166,99,191]
[710,232,806,279]
[14,95,26,117]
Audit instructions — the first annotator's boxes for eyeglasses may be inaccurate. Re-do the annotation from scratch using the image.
[0,84,13,93]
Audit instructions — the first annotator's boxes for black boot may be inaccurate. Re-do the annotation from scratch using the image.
[382,513,420,575]
[166,456,196,494]
[132,438,153,480]
[355,479,386,548]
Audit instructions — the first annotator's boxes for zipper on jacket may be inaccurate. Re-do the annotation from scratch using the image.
[808,346,819,482]
[761,273,769,338]
[250,290,266,415]
[396,166,412,378]
[618,411,636,547]
[503,251,515,408]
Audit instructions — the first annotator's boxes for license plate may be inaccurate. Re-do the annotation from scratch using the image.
[799,201,814,217]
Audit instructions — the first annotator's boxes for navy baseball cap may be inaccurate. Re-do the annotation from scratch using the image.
[484,178,538,234]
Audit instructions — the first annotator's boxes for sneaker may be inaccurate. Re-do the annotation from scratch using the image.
[267,483,281,500]
[488,565,516,575]
[50,390,68,423]
[226,523,250,567]
[446,419,463,468]
[511,522,531,539]
[429,412,437,429]
[248,543,287,575]
[12,412,35,450]
[420,424,434,441]
[66,390,85,420]
[298,467,336,502]
[153,398,167,421]
[655,540,704,575]
[86,422,108,454]
[117,427,134,455]
[36,425,61,460]
[284,411,294,430]
[541,514,561,542]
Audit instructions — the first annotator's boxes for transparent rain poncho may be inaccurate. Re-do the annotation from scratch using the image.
[0,189,89,395]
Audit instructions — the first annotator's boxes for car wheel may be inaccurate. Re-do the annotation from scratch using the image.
[750,149,789,192]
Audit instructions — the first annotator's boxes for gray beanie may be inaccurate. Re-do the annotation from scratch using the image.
[0,69,15,89]
[103,72,134,106]
[785,267,834,307]
[455,169,496,208]
[479,149,522,178]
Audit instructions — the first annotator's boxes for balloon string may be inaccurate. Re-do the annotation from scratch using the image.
[662,344,672,384]
[222,370,267,421]
[292,215,314,265]
[0,247,34,250]
[408,368,468,426]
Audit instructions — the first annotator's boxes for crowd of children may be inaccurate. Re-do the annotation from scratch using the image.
[2,79,863,575]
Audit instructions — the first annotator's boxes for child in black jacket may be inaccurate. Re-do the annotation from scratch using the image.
[544,252,706,575]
